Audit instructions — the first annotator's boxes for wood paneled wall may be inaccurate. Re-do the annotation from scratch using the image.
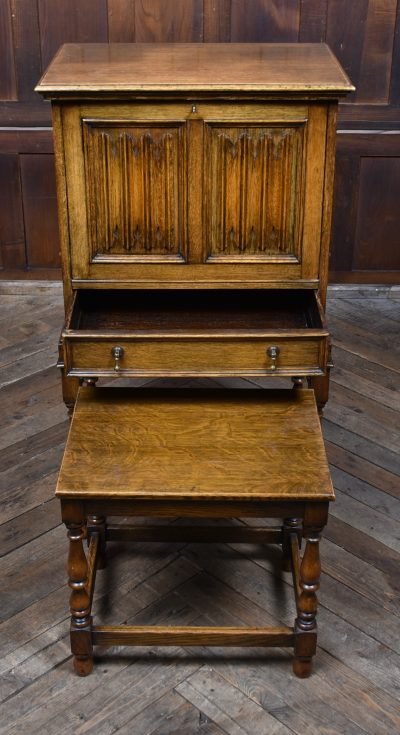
[1,0,399,281]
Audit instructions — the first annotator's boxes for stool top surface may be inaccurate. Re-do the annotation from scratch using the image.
[56,388,334,502]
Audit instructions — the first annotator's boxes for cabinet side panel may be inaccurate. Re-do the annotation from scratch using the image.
[62,106,91,281]
[301,105,328,280]
[52,104,72,310]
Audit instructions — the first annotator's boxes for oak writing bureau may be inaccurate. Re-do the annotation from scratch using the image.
[36,43,353,412]
[36,44,352,676]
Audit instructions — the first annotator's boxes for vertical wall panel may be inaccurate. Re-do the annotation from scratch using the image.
[135,0,203,42]
[20,155,59,268]
[0,154,26,269]
[230,0,300,42]
[203,0,231,41]
[38,0,108,71]
[299,0,328,42]
[0,0,17,100]
[326,0,369,102]
[330,149,360,273]
[356,0,398,103]
[108,0,135,42]
[353,156,400,269]
[389,2,400,103]
[10,0,42,101]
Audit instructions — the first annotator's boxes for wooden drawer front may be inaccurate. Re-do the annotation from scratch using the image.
[65,336,326,377]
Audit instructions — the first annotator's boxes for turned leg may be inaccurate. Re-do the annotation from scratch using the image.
[293,529,321,678]
[87,514,107,569]
[67,519,93,676]
[281,518,302,572]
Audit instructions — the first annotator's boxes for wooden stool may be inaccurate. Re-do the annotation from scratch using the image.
[56,387,334,677]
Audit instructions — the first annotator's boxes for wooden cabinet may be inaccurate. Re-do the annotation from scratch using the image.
[36,43,353,411]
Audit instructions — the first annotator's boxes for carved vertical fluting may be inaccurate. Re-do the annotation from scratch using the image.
[83,123,182,256]
[293,529,321,678]
[122,131,128,248]
[164,132,170,250]
[100,131,110,251]
[221,129,226,251]
[207,126,303,258]
[67,521,93,676]
[260,133,266,250]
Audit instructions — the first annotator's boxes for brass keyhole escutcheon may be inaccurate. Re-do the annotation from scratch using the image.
[111,346,124,372]
[266,345,280,371]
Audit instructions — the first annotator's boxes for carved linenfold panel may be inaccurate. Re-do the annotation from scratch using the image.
[83,122,185,259]
[205,125,305,260]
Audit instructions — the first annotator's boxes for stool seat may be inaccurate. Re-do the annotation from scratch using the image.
[57,387,334,679]
[57,388,334,502]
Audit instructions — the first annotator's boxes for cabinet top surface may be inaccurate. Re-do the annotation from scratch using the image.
[36,42,353,97]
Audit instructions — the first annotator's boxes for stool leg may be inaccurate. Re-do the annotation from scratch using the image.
[67,520,93,676]
[293,529,321,678]
[87,515,107,569]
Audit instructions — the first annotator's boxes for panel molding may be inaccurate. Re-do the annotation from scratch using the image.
[83,121,186,261]
[205,123,305,262]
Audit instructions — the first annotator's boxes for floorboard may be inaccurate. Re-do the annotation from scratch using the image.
[0,284,399,734]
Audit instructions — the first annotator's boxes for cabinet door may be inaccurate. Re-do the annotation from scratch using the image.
[62,103,189,281]
[194,103,329,284]
[61,101,328,286]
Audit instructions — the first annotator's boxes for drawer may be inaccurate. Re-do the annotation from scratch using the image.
[62,289,328,378]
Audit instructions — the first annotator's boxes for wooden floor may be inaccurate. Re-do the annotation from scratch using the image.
[0,283,399,735]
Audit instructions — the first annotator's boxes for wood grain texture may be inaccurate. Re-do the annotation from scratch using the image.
[56,387,333,500]
[134,0,203,42]
[203,0,231,42]
[230,0,300,42]
[36,43,353,95]
[0,0,17,100]
[107,0,135,42]
[331,132,400,278]
[205,124,304,260]
[0,154,26,270]
[19,154,60,268]
[355,0,398,103]
[353,157,400,270]
[83,121,185,259]
[299,0,328,42]
[9,0,42,102]
[66,336,324,378]
[37,0,108,71]
[326,0,369,102]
